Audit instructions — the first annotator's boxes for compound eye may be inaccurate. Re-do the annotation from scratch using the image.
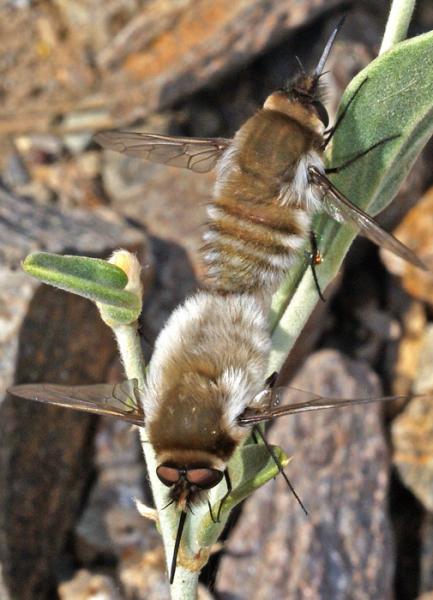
[187,468,224,489]
[156,465,180,486]
[312,100,329,128]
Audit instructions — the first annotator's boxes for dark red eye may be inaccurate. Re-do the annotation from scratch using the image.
[186,468,223,489]
[156,465,181,486]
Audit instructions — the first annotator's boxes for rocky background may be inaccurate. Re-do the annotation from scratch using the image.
[0,0,433,599]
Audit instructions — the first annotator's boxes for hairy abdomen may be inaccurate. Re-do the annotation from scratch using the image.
[145,292,270,461]
[203,109,323,295]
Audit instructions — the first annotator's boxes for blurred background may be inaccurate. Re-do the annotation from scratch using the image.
[0,1,433,598]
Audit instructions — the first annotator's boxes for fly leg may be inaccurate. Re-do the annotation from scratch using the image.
[322,77,368,149]
[252,425,308,516]
[207,499,218,523]
[325,134,400,175]
[309,230,325,302]
[265,371,278,389]
[251,429,259,445]
[216,470,232,523]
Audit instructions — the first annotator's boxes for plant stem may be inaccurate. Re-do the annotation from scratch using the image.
[169,569,200,600]
[380,0,416,54]
[112,323,146,386]
[268,271,319,374]
[113,323,198,599]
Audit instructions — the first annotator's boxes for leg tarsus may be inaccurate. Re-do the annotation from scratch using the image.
[325,134,400,174]
[207,499,217,524]
[322,77,368,149]
[216,470,232,522]
[265,371,278,389]
[309,231,325,302]
[253,425,308,516]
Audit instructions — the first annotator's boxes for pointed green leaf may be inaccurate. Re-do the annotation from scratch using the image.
[24,252,128,288]
[23,252,141,323]
[197,444,289,547]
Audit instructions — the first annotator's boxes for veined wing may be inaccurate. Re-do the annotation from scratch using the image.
[309,167,428,271]
[8,379,144,425]
[238,385,410,425]
[94,131,231,173]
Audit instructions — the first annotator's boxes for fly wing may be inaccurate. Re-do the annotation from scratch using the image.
[94,131,231,173]
[309,167,428,271]
[237,385,410,425]
[8,379,144,425]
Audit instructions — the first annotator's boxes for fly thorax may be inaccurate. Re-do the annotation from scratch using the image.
[148,391,239,462]
[264,91,325,135]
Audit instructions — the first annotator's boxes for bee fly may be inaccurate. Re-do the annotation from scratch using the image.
[8,291,413,583]
[94,18,427,301]
[8,20,427,586]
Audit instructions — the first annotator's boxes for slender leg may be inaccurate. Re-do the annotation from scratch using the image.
[252,424,278,481]
[322,77,368,149]
[325,134,400,174]
[253,425,308,516]
[161,498,176,511]
[265,371,278,389]
[309,230,325,302]
[216,469,232,522]
[207,499,217,523]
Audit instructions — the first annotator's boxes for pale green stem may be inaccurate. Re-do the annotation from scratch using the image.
[169,569,200,600]
[112,323,198,599]
[112,323,146,386]
[268,271,319,375]
[380,0,416,54]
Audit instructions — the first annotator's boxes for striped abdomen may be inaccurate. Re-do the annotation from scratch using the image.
[204,192,310,295]
[202,109,324,296]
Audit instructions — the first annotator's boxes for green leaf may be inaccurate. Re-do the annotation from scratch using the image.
[23,252,141,324]
[269,31,433,372]
[223,444,289,510]
[24,252,128,288]
[197,443,289,547]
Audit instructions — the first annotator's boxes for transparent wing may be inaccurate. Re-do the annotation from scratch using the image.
[94,131,231,173]
[8,379,144,425]
[309,167,427,271]
[237,385,411,425]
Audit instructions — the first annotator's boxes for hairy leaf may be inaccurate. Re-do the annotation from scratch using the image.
[23,252,141,324]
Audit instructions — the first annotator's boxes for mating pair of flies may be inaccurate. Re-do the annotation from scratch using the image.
[9,19,428,585]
